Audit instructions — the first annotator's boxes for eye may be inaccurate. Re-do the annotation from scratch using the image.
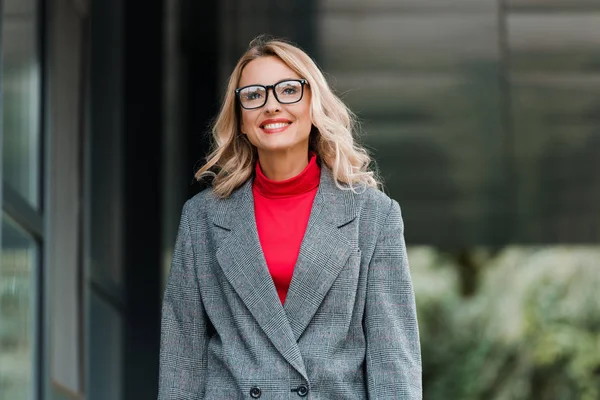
[245,91,262,101]
[282,86,298,95]
[241,87,264,101]
[277,82,301,96]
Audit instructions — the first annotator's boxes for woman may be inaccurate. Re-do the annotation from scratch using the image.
[159,36,422,399]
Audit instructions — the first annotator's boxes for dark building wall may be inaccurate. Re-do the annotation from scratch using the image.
[122,0,163,399]
[88,0,126,398]
[89,0,164,398]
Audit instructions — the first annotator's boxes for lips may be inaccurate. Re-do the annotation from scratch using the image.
[260,118,292,134]
[263,122,290,130]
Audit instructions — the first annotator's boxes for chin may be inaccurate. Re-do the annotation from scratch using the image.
[262,143,296,153]
[261,135,296,147]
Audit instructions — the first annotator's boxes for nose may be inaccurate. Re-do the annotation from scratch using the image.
[263,87,280,114]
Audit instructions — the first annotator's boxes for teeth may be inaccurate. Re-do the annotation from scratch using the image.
[263,122,290,130]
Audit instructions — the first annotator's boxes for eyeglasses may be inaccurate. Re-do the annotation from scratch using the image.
[235,79,308,110]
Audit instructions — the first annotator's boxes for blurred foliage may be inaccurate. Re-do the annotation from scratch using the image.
[409,246,600,400]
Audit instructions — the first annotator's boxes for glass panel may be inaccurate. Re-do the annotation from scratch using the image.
[332,73,502,125]
[0,215,37,399]
[507,13,600,72]
[318,14,499,72]
[507,0,600,10]
[1,0,41,209]
[3,0,36,15]
[320,0,496,12]
[316,4,506,246]
[511,75,600,156]
[511,77,600,243]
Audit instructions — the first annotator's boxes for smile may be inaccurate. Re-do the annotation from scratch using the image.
[260,120,292,134]
[262,122,291,130]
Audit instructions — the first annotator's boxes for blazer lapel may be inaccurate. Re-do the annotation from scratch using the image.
[213,179,308,379]
[284,167,358,341]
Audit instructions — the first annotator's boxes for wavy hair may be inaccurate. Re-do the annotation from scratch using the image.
[195,35,381,198]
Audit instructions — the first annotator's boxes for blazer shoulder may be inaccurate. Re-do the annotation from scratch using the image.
[181,186,218,221]
[354,185,396,219]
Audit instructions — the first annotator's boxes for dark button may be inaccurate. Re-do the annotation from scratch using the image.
[295,385,309,397]
[249,386,261,398]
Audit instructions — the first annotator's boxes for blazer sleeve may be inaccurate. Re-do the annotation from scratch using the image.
[158,202,209,399]
[364,199,423,399]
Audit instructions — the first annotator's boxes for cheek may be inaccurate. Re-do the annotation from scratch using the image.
[240,111,256,133]
[294,103,312,124]
[298,106,312,131]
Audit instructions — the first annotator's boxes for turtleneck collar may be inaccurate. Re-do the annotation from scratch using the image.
[253,153,321,199]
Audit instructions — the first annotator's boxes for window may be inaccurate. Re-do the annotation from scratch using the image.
[0,215,38,398]
[0,0,43,398]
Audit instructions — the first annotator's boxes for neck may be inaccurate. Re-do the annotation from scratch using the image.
[257,150,310,181]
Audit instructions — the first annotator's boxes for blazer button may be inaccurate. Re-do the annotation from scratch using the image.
[296,385,309,397]
[249,386,261,398]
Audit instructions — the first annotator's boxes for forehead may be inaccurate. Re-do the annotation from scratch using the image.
[238,56,301,87]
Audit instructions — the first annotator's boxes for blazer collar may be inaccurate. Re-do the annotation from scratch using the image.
[212,164,358,379]
[211,164,357,231]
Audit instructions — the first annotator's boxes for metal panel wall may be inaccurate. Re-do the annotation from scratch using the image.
[317,0,510,247]
[507,0,600,243]
[315,0,600,246]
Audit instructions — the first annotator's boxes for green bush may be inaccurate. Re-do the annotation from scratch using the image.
[410,246,600,400]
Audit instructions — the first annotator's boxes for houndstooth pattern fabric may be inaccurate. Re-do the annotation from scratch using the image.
[158,166,422,399]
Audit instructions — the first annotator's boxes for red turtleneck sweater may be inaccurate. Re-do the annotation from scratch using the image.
[252,154,321,304]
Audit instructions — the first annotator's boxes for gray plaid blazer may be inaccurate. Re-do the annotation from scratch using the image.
[159,166,422,399]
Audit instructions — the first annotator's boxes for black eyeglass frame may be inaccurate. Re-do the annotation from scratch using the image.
[235,79,308,110]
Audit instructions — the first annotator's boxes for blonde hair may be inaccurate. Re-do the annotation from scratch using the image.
[195,35,381,198]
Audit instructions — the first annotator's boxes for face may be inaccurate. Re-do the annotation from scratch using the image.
[238,56,312,160]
